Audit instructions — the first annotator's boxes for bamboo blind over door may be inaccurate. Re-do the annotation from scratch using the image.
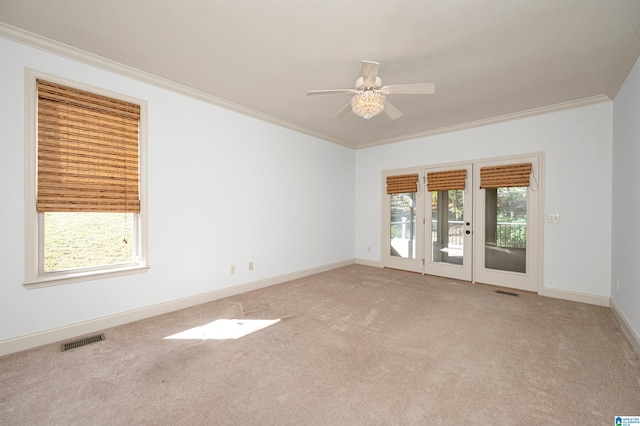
[386,174,419,194]
[479,162,532,188]
[426,169,467,192]
[37,79,141,213]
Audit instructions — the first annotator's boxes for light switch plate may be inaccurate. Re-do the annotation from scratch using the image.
[548,214,560,223]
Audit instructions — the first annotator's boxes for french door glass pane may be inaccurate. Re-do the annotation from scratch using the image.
[431,190,464,265]
[390,193,416,259]
[484,187,527,273]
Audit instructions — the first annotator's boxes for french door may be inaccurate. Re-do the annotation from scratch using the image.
[424,164,473,281]
[383,155,541,293]
[382,169,424,273]
[473,156,540,292]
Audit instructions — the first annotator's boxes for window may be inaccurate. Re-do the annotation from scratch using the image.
[479,162,532,274]
[386,174,419,259]
[25,72,148,287]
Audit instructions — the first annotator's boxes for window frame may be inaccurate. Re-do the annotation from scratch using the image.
[381,167,425,274]
[24,69,149,288]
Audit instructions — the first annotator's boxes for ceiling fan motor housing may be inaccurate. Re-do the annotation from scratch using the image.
[355,76,382,89]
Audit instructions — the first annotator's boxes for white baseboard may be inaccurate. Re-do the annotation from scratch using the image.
[355,258,383,268]
[610,298,640,356]
[0,259,355,357]
[538,287,610,307]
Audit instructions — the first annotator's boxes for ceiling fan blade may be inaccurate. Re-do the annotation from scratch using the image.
[381,83,436,95]
[307,89,358,96]
[361,61,380,87]
[384,101,403,120]
[331,103,352,119]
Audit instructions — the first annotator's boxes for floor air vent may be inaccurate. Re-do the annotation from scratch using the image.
[496,290,519,297]
[61,333,105,351]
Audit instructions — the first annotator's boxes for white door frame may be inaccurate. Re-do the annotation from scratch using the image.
[424,163,473,281]
[381,168,425,273]
[381,153,544,294]
[473,153,543,293]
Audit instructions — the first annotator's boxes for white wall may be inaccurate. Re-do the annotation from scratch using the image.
[612,57,640,339]
[0,37,355,343]
[355,102,613,298]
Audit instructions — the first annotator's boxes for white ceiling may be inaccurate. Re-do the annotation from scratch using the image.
[1,0,640,149]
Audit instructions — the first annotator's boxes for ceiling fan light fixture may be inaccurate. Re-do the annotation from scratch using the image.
[351,89,385,119]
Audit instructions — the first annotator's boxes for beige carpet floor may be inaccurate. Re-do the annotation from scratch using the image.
[1,265,639,425]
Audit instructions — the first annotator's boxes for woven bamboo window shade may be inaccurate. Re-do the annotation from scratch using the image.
[37,79,141,213]
[426,169,467,192]
[386,174,419,194]
[480,163,532,189]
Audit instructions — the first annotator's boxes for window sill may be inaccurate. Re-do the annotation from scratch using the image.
[24,264,150,289]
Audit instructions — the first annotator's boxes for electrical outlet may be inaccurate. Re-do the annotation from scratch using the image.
[230,265,235,274]
[248,261,254,271]
[548,214,560,223]
[368,246,372,253]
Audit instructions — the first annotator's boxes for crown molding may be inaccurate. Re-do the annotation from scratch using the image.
[607,22,640,99]
[0,22,351,149]
[355,94,612,150]
[0,22,621,151]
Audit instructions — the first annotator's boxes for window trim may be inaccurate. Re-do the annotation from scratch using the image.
[381,167,425,274]
[24,69,149,288]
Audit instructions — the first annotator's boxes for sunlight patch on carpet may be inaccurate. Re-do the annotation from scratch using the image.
[164,319,280,340]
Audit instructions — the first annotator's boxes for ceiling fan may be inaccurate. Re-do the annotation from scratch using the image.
[307,60,435,120]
